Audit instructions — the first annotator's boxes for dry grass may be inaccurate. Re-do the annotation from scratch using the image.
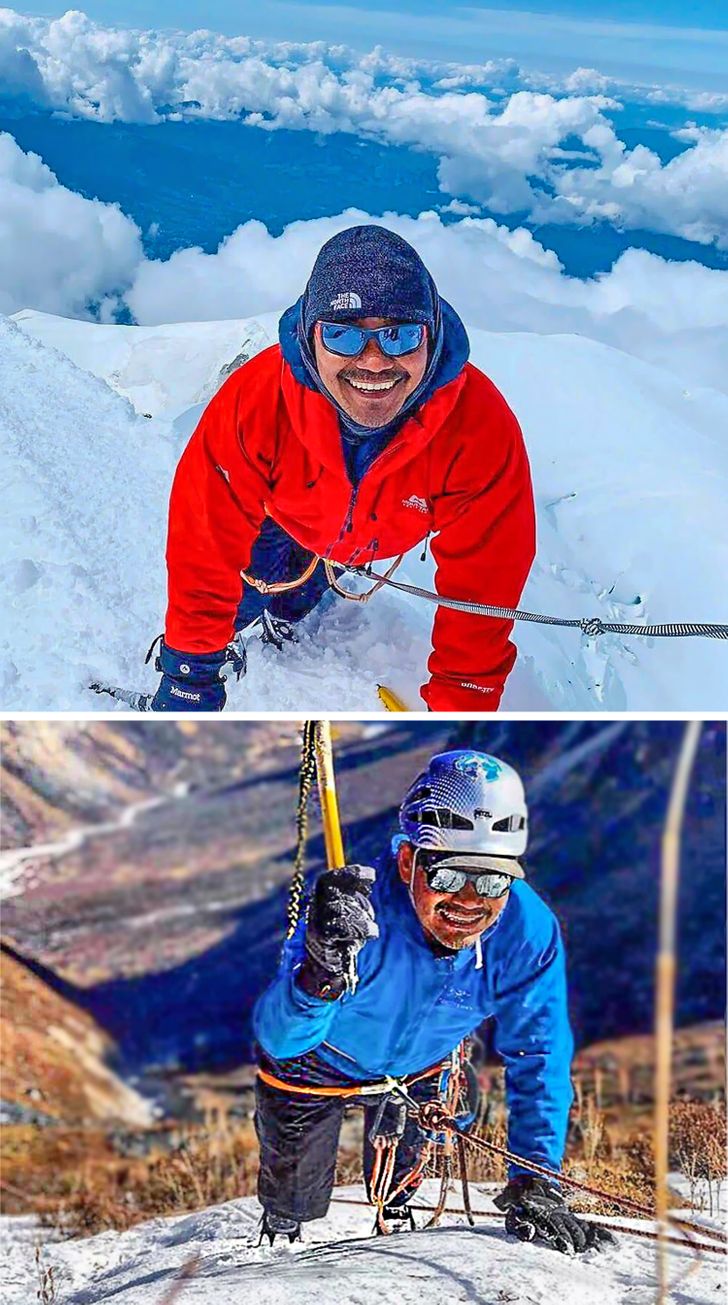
[669,1099,726,1215]
[2,1121,260,1239]
[34,1246,58,1304]
[6,1087,725,1241]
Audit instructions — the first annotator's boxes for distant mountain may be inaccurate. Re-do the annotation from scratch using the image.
[0,718,321,847]
[1,720,724,1077]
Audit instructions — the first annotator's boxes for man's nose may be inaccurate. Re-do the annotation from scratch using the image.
[357,337,394,370]
[453,878,482,906]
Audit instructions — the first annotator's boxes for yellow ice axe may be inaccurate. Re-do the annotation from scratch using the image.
[312,720,345,870]
[377,683,409,712]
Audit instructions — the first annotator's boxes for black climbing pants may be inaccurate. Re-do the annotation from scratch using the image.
[254,1056,445,1223]
[235,516,334,631]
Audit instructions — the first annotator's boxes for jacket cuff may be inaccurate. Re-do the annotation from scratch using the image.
[421,678,503,712]
[296,958,347,1002]
[157,641,228,683]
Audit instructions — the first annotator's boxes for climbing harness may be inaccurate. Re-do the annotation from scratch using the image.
[256,1062,447,1100]
[241,555,404,605]
[256,1049,475,1236]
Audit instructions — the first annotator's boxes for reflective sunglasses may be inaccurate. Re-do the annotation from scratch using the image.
[414,848,513,899]
[318,321,426,358]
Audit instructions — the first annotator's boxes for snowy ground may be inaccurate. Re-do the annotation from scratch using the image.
[4,308,728,711]
[2,1181,725,1305]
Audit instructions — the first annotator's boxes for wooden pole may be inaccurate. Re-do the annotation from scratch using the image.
[655,720,702,1303]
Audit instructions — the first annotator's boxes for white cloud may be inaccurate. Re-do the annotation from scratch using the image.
[563,67,610,94]
[0,132,142,316]
[547,125,728,248]
[123,208,728,397]
[1,9,727,248]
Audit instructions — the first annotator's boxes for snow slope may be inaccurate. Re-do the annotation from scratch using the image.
[3,1182,725,1305]
[4,309,728,711]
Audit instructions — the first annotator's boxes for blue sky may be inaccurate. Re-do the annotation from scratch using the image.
[32,1,728,88]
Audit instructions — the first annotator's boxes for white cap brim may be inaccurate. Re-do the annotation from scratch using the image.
[424,853,525,880]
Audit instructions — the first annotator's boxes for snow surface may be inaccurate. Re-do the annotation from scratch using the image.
[2,1182,725,1305]
[4,308,728,711]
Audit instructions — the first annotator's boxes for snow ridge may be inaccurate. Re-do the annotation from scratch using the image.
[4,311,728,711]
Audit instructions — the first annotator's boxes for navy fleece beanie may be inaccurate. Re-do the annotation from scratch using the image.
[301,225,439,340]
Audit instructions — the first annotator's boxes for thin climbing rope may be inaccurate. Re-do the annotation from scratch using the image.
[286,720,317,939]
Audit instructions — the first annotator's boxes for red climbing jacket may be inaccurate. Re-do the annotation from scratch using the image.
[164,344,535,711]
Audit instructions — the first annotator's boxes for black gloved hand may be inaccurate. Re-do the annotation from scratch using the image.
[298,865,378,999]
[494,1176,617,1255]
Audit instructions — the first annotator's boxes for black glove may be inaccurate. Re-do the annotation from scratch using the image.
[298,865,378,999]
[494,1176,617,1255]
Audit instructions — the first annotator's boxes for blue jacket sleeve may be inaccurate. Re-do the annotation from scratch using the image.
[491,908,574,1180]
[252,924,341,1060]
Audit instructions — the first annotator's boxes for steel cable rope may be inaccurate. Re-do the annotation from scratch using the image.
[87,552,728,709]
[330,563,728,640]
[242,554,728,639]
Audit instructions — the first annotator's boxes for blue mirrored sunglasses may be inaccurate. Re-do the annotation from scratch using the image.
[319,321,426,358]
[415,849,513,899]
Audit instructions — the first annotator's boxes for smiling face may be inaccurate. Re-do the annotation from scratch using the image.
[397,842,510,951]
[313,316,428,427]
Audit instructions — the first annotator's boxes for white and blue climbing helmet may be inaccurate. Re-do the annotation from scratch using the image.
[398,749,528,875]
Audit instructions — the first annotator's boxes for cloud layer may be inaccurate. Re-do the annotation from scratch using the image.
[2,127,726,397]
[123,208,727,396]
[0,132,142,317]
[1,9,727,248]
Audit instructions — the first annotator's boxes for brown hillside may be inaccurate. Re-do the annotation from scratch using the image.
[0,946,151,1126]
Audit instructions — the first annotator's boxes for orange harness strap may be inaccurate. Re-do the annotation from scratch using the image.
[240,554,404,604]
[256,1059,446,1100]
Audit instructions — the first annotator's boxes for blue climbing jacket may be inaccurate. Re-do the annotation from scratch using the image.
[254,855,574,1176]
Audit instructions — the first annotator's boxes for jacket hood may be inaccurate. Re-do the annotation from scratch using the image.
[278,294,470,444]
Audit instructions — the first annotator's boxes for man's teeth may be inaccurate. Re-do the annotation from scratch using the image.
[441,907,486,924]
[347,378,399,392]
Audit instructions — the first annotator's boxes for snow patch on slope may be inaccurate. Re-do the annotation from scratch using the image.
[1,1184,724,1305]
[4,310,728,711]
[0,317,174,708]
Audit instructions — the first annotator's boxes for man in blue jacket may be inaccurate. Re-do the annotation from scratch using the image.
[253,749,612,1252]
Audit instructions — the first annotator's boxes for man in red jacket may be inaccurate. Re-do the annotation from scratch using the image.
[152,225,535,712]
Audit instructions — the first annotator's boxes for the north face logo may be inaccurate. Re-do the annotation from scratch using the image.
[402,494,429,514]
[330,291,362,311]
